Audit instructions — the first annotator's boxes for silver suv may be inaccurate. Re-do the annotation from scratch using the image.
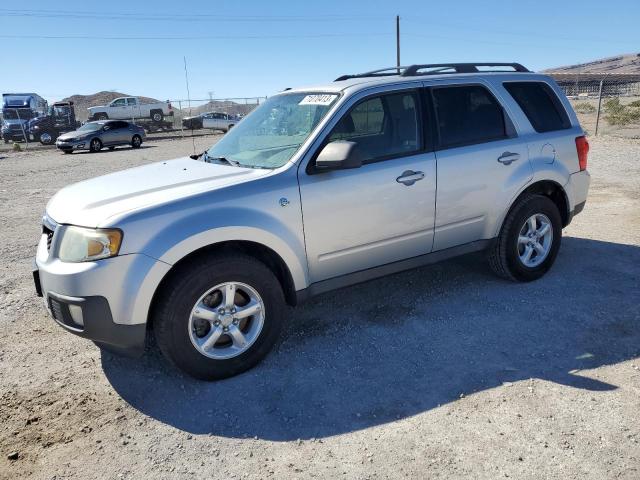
[34,63,590,380]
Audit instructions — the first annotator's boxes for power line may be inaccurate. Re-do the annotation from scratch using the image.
[0,9,389,22]
[0,32,393,41]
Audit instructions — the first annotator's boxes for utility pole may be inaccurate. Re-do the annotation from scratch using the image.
[396,15,401,73]
[208,91,214,103]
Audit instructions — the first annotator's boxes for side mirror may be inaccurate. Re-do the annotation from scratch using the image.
[315,140,363,170]
[103,125,110,131]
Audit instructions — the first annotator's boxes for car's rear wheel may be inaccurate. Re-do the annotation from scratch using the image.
[131,135,142,148]
[488,194,562,282]
[151,111,163,123]
[154,253,285,380]
[89,138,102,153]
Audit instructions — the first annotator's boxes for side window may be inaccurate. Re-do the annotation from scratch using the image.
[111,98,126,107]
[432,85,507,148]
[327,91,420,163]
[503,82,570,133]
[115,121,129,129]
[126,98,137,106]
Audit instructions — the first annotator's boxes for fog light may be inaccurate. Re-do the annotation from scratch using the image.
[68,304,84,327]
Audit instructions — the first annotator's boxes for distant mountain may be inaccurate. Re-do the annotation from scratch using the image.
[61,91,161,121]
[544,53,640,74]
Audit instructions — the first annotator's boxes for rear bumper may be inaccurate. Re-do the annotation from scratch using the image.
[565,170,590,223]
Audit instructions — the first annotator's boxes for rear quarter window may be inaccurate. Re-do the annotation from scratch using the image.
[503,82,571,133]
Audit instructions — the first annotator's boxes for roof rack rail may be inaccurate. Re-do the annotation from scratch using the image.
[334,66,411,81]
[401,63,530,76]
[334,62,530,81]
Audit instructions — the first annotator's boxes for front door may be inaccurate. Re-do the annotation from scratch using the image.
[299,89,437,283]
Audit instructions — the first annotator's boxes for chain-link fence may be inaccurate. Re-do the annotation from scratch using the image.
[552,74,640,139]
[1,96,268,148]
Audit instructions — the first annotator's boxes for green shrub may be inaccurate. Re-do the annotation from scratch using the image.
[628,99,640,108]
[604,98,640,126]
[574,102,596,114]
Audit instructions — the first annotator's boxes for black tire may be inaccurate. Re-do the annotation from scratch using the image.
[89,138,102,153]
[96,113,108,121]
[37,132,54,145]
[131,135,142,148]
[154,253,285,380]
[489,194,562,282]
[151,110,163,123]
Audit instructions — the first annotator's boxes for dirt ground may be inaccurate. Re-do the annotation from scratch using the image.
[0,135,639,479]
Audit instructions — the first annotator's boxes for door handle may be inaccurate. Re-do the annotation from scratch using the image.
[497,152,520,165]
[396,170,425,186]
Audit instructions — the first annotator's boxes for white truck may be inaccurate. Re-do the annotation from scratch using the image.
[88,97,173,123]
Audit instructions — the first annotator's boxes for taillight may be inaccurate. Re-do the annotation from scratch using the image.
[575,135,589,171]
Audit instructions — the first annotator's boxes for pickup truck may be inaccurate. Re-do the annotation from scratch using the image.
[88,97,173,123]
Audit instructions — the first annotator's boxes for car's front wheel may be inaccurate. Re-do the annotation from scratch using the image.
[154,253,285,380]
[488,194,562,282]
[89,138,102,153]
[131,135,142,148]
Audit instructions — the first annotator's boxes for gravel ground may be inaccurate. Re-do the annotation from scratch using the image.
[0,136,639,479]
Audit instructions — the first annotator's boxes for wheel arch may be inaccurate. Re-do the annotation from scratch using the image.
[496,180,570,236]
[147,240,299,330]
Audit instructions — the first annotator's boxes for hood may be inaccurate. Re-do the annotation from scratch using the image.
[87,105,106,112]
[46,157,269,227]
[57,129,89,140]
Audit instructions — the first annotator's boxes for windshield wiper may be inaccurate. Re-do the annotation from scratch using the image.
[204,154,242,167]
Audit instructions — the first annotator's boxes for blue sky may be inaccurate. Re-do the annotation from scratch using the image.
[1,0,638,103]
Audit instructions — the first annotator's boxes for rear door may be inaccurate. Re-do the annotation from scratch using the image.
[126,98,140,119]
[430,81,533,251]
[113,121,131,143]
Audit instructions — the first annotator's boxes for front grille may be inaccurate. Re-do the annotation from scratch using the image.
[43,225,54,250]
[42,215,57,251]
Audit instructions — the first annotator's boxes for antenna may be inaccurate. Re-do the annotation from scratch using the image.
[183,56,196,154]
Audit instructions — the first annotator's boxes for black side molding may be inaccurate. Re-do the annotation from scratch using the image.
[296,239,493,304]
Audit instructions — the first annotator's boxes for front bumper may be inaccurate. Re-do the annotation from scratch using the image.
[56,137,89,151]
[34,228,171,356]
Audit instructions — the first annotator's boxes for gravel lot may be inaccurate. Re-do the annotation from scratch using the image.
[0,135,639,479]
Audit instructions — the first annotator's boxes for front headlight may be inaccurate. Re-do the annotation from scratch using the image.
[58,226,123,262]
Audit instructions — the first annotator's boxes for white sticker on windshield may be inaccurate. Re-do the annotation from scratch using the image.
[299,94,337,106]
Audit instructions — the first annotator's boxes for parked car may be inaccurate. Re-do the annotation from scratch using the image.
[29,101,81,145]
[88,97,173,123]
[181,112,208,130]
[34,63,590,380]
[55,120,146,154]
[202,112,236,132]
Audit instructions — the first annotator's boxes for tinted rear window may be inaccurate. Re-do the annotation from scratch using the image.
[432,85,507,148]
[503,82,570,133]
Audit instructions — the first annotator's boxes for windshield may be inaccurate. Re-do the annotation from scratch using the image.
[77,122,103,131]
[205,92,339,168]
[2,109,36,120]
[50,105,71,118]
